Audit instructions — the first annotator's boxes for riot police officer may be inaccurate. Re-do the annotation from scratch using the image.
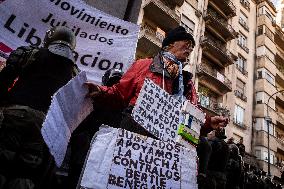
[0,26,77,189]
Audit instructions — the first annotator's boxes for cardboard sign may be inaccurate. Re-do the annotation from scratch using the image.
[79,126,198,189]
[132,79,183,142]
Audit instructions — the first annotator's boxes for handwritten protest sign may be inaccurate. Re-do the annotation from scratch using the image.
[79,126,198,189]
[0,0,139,83]
[132,79,184,142]
[41,71,93,166]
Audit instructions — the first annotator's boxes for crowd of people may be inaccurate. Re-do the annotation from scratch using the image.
[197,128,284,189]
[0,24,281,189]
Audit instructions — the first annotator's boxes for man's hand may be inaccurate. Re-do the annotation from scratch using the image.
[210,116,229,130]
[84,82,102,98]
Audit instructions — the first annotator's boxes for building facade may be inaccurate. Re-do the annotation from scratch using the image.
[133,0,284,178]
[88,0,284,178]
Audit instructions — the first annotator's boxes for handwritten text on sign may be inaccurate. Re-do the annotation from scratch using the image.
[108,129,181,189]
[132,79,183,142]
[79,127,198,189]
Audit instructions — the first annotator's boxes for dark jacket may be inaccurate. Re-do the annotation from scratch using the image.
[0,46,75,113]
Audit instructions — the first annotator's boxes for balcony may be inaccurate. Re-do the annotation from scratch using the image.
[197,63,232,95]
[209,0,236,18]
[277,112,284,126]
[204,9,238,42]
[201,35,237,67]
[236,64,248,77]
[198,94,230,117]
[137,24,162,58]
[240,0,250,11]
[163,0,184,7]
[276,92,284,109]
[275,26,284,51]
[143,0,180,30]
[237,41,249,53]
[234,90,247,102]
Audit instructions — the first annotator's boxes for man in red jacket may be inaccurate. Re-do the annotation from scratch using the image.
[86,26,228,136]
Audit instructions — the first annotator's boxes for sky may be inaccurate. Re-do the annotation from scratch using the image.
[271,0,281,9]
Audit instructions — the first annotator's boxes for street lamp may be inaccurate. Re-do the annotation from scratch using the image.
[266,89,284,177]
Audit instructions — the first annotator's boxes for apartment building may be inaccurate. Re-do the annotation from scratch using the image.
[134,0,284,178]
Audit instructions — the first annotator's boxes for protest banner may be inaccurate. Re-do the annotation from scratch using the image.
[41,71,93,166]
[0,0,139,83]
[79,126,198,189]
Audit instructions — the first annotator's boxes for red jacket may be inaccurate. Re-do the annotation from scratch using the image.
[97,54,212,135]
[99,55,198,107]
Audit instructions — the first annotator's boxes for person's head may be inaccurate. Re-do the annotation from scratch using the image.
[228,137,234,144]
[239,138,243,144]
[162,26,195,62]
[215,127,227,140]
[102,68,123,87]
[228,144,240,158]
[43,26,76,62]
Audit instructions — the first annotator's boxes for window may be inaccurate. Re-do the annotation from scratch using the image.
[257,68,275,85]
[238,33,249,53]
[240,0,250,11]
[266,71,274,84]
[234,105,244,125]
[239,11,249,30]
[255,150,261,159]
[257,25,264,35]
[255,118,275,135]
[256,92,266,104]
[238,33,247,46]
[181,15,195,34]
[257,25,274,40]
[263,151,274,164]
[258,6,274,22]
[236,78,245,94]
[265,10,274,22]
[255,147,276,163]
[237,55,246,70]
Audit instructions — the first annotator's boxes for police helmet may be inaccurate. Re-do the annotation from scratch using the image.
[44,26,76,62]
[229,144,240,158]
[102,68,123,87]
[43,26,76,50]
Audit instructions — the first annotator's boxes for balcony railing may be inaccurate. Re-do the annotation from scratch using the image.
[276,63,284,76]
[239,18,249,31]
[204,9,237,40]
[198,94,230,116]
[143,0,180,23]
[234,90,247,102]
[210,0,236,17]
[236,64,248,76]
[163,0,184,7]
[201,35,236,65]
[139,24,163,47]
[198,63,232,90]
[237,41,249,53]
[240,0,250,11]
[277,112,284,125]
